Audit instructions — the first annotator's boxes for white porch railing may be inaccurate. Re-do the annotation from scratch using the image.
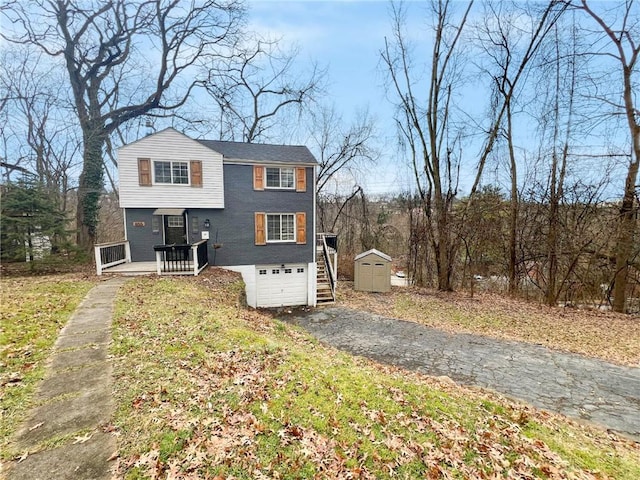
[94,240,131,275]
[153,240,208,276]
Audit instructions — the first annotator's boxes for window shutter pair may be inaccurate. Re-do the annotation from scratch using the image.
[254,212,306,245]
[253,165,306,192]
[137,158,202,186]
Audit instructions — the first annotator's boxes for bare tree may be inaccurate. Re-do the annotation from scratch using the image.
[1,0,245,252]
[473,0,568,295]
[382,0,473,291]
[204,36,324,143]
[0,45,80,213]
[573,0,640,312]
[308,105,378,233]
[313,107,378,193]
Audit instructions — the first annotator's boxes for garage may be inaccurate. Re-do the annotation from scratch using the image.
[256,264,308,307]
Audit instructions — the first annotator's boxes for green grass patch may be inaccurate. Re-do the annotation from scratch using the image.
[111,276,640,479]
[0,275,96,456]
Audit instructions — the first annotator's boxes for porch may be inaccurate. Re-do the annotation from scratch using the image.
[94,240,209,276]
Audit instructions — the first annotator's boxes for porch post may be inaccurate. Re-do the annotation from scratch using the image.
[192,243,198,276]
[94,245,103,276]
[155,250,162,275]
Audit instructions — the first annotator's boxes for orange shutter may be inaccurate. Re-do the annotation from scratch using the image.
[295,167,306,192]
[190,160,202,187]
[296,212,306,244]
[255,212,266,245]
[138,158,151,186]
[253,166,264,190]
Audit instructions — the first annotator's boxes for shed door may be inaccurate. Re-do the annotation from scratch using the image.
[360,262,373,290]
[256,265,307,307]
[372,263,387,291]
[360,262,387,291]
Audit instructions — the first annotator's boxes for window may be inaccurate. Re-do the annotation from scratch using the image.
[266,167,294,189]
[267,214,295,242]
[255,212,305,245]
[284,268,292,274]
[259,269,267,275]
[154,161,189,184]
[297,267,304,273]
[272,269,280,274]
[167,216,184,228]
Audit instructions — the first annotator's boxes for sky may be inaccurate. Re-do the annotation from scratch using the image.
[244,1,636,201]
[247,0,418,195]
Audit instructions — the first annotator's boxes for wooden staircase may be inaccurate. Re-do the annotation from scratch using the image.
[316,251,335,304]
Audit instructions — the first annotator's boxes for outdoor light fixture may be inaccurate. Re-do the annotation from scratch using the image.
[204,219,210,229]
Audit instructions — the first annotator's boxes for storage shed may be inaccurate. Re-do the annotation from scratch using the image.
[354,249,392,292]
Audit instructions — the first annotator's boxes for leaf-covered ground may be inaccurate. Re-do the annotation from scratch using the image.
[110,270,640,479]
[338,283,640,367]
[0,274,97,455]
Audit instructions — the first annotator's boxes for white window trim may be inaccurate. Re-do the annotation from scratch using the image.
[153,160,190,186]
[167,216,184,228]
[265,167,295,190]
[266,213,296,243]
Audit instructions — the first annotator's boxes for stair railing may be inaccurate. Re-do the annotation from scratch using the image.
[321,234,336,300]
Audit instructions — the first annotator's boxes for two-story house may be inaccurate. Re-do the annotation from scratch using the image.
[116,127,323,308]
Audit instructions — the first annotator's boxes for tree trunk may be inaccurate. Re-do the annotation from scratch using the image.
[578,1,640,313]
[76,130,105,253]
[612,165,638,312]
[506,99,518,296]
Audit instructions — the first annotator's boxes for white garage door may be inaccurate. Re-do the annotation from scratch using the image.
[256,265,308,307]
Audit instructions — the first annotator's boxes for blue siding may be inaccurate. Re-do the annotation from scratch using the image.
[125,164,315,266]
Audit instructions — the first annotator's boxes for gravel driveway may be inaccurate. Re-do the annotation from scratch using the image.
[285,306,640,441]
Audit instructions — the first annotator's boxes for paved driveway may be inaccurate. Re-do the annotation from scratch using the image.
[286,306,640,441]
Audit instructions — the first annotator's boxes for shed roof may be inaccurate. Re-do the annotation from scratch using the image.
[354,249,392,262]
[197,139,317,165]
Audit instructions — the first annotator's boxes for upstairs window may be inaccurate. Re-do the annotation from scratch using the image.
[154,161,189,184]
[266,167,294,189]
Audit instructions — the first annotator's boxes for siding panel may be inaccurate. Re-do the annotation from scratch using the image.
[119,129,224,208]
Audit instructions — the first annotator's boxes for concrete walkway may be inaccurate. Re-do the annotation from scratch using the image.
[287,306,640,442]
[6,277,127,480]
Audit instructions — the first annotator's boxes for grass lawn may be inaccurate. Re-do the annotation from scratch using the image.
[339,283,640,367]
[110,271,640,479]
[0,274,97,455]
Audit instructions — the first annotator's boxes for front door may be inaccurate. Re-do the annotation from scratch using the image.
[164,215,186,244]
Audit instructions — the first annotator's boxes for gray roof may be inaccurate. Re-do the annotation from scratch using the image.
[197,139,317,165]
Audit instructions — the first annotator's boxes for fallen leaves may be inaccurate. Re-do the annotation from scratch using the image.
[339,282,640,366]
[110,276,640,479]
[72,432,93,444]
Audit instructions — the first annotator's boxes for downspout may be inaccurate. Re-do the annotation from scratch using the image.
[122,210,128,241]
[312,164,318,306]
[185,211,189,243]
